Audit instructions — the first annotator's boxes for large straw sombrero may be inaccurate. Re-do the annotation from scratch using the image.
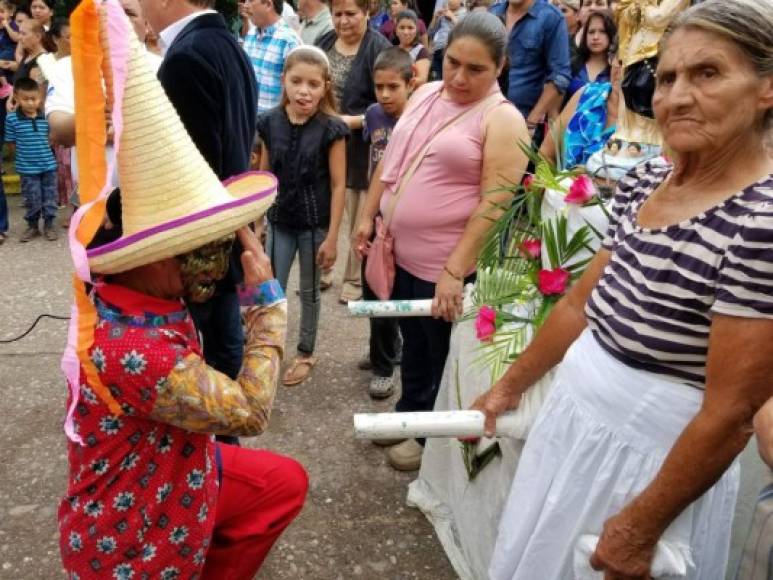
[86,24,276,275]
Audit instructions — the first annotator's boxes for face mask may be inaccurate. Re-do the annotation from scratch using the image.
[177,235,235,303]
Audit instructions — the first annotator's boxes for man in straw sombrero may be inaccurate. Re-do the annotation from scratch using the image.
[58,1,307,578]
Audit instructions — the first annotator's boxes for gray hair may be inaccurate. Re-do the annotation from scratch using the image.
[447,12,507,66]
[664,0,773,127]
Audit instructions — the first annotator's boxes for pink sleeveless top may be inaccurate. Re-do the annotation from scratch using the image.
[379,81,510,283]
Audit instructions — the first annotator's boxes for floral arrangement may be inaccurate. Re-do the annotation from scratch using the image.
[456,149,610,480]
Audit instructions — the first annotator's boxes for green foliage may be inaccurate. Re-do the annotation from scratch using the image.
[471,141,601,381]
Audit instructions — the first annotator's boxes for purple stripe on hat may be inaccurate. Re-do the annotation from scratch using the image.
[87,173,276,258]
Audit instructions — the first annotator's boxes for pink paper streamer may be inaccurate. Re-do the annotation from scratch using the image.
[61,0,132,444]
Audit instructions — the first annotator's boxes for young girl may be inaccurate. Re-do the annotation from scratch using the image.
[395,10,429,86]
[257,46,349,386]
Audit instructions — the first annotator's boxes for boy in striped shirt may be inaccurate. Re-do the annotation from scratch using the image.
[5,77,58,242]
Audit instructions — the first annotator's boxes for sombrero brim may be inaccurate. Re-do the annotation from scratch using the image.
[87,171,277,275]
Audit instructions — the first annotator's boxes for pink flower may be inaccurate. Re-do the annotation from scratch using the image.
[538,268,570,295]
[520,238,541,260]
[565,174,597,205]
[475,306,498,342]
[523,174,534,189]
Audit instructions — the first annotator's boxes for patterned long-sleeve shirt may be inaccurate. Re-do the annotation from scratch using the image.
[59,280,287,579]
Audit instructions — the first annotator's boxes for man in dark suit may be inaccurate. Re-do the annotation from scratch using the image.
[143,0,257,447]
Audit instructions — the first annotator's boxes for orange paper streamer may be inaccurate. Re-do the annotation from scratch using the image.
[70,0,122,417]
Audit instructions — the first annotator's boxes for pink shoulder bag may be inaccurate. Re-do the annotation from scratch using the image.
[364,92,501,300]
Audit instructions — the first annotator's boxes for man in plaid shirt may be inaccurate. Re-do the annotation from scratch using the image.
[243,0,301,113]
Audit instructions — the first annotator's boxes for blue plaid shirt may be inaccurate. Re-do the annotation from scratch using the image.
[243,20,301,114]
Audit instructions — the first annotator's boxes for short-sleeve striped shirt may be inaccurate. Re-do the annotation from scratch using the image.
[585,162,773,388]
[243,20,301,114]
[4,111,57,175]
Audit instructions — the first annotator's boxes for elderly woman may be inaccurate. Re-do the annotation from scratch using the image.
[316,0,391,304]
[472,1,773,578]
[355,12,528,471]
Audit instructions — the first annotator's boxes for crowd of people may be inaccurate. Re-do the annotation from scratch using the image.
[0,0,765,576]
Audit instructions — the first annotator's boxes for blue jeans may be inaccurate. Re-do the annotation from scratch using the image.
[21,170,57,226]
[267,223,326,356]
[0,176,7,234]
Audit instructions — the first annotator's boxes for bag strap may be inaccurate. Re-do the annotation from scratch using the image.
[382,91,503,228]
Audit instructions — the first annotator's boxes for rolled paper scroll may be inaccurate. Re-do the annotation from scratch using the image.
[347,299,434,318]
[353,410,524,439]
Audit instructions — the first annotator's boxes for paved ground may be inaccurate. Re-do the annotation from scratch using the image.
[0,202,768,580]
[0,203,456,580]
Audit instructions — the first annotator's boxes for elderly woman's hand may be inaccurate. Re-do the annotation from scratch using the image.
[432,268,464,322]
[590,507,659,580]
[470,379,521,437]
[754,397,773,469]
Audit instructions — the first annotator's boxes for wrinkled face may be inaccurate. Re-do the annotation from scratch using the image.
[653,28,773,155]
[177,235,235,303]
[283,62,328,116]
[374,68,411,115]
[443,36,502,105]
[584,14,609,55]
[332,0,368,45]
[29,0,52,24]
[395,17,417,47]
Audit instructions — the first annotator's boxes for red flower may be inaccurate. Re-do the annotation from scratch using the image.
[475,306,498,342]
[520,238,541,259]
[523,174,534,189]
[564,174,596,205]
[538,268,570,295]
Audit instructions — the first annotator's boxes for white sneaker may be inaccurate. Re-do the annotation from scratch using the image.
[368,374,396,399]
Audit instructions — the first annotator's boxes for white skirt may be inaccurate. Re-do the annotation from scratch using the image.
[489,329,740,580]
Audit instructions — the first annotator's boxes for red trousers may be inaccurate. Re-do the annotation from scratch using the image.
[201,444,308,579]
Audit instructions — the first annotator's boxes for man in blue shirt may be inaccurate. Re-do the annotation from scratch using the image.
[489,0,570,136]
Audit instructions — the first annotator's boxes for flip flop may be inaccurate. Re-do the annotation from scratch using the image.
[282,356,317,386]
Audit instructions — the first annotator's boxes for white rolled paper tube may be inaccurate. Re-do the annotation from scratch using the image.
[347,299,434,318]
[353,411,522,439]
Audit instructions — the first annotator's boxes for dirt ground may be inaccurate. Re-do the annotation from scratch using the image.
[0,203,457,580]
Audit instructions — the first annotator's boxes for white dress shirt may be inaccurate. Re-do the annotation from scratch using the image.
[158,9,217,54]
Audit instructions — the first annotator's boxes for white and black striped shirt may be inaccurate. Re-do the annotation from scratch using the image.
[585,162,773,388]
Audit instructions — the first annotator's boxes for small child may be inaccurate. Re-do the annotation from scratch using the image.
[428,0,466,80]
[257,46,349,386]
[5,76,58,241]
[395,10,430,86]
[360,47,414,399]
